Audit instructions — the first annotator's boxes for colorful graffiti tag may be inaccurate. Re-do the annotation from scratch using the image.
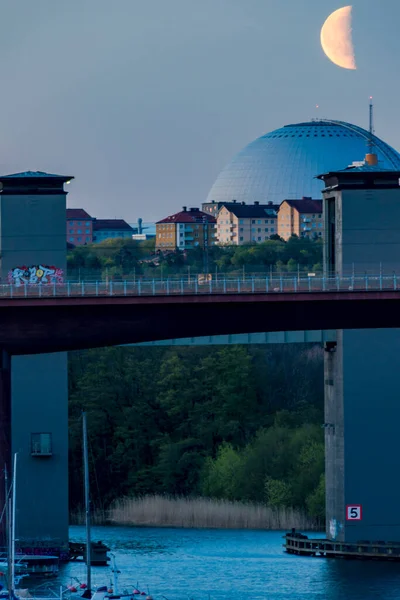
[8,265,64,286]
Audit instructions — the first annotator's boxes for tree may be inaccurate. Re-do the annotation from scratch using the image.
[265,477,293,508]
[306,474,325,520]
[201,443,244,501]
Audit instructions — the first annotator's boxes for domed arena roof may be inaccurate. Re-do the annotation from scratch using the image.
[206,120,400,204]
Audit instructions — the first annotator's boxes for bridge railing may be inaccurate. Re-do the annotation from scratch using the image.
[0,274,398,298]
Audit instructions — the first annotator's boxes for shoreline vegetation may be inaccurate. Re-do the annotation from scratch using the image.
[70,495,320,531]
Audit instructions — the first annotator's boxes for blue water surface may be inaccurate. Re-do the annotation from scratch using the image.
[58,526,400,600]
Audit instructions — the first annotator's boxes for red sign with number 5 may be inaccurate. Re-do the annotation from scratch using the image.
[346,505,362,520]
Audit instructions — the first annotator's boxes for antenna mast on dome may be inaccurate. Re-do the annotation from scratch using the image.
[369,96,374,153]
[366,96,378,166]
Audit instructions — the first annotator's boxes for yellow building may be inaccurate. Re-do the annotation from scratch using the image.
[156,206,216,250]
[216,202,278,245]
[277,198,323,241]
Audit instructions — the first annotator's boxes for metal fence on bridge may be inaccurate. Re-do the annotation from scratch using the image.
[1,274,400,298]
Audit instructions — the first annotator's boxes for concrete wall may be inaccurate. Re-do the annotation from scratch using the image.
[329,188,400,276]
[0,190,69,549]
[342,328,400,542]
[324,180,400,542]
[0,194,66,276]
[12,353,68,546]
[324,332,344,541]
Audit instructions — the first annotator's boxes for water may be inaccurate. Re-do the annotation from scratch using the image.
[50,526,400,599]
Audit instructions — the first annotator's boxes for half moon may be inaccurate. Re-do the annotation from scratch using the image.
[320,6,356,70]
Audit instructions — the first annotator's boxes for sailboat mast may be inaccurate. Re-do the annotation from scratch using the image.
[10,454,17,597]
[82,413,91,593]
[4,465,11,592]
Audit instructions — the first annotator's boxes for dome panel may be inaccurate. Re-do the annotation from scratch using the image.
[207,121,400,204]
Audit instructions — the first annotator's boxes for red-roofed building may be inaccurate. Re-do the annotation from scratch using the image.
[156,207,216,249]
[67,208,93,245]
[278,198,323,240]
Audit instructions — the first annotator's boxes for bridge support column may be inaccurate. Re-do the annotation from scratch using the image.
[0,170,73,556]
[325,329,400,542]
[320,161,400,543]
[0,350,11,546]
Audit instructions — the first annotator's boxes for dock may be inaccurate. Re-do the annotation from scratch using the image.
[68,541,110,566]
[284,532,400,560]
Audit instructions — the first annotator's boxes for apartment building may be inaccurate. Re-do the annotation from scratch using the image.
[216,202,278,245]
[92,219,134,243]
[156,207,216,250]
[277,198,323,241]
[66,208,93,246]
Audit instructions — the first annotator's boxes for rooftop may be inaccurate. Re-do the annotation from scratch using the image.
[67,208,92,220]
[282,199,322,214]
[0,171,73,180]
[157,207,216,224]
[221,204,279,218]
[93,219,133,231]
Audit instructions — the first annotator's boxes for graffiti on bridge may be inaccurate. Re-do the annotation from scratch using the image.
[8,265,64,286]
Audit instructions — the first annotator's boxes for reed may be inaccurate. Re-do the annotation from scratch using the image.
[70,506,110,526]
[108,495,319,530]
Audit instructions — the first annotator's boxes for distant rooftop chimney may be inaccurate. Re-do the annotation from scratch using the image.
[232,199,237,203]
[268,201,273,205]
[190,207,199,212]
[241,201,245,205]
[254,201,259,205]
[302,196,312,200]
[182,206,187,212]
[365,153,378,166]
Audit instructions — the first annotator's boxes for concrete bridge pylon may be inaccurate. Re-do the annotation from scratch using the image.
[0,171,73,554]
[320,161,400,542]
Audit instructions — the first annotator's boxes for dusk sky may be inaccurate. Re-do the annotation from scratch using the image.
[1,0,399,221]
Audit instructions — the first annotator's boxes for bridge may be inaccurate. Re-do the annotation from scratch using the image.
[1,276,400,353]
[4,162,400,555]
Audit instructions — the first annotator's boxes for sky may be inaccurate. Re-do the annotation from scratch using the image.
[0,0,399,222]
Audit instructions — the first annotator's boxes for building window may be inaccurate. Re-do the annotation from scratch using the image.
[257,220,261,224]
[77,221,82,225]
[239,236,243,241]
[239,219,244,225]
[85,221,90,226]
[69,237,74,242]
[265,228,269,232]
[258,228,261,233]
[31,433,52,456]
[85,229,90,234]
[77,237,82,241]
[69,229,74,234]
[86,237,91,242]
[318,223,323,228]
[251,220,255,224]
[264,220,268,224]
[271,228,275,232]
[251,228,255,232]
[240,228,243,232]
[77,229,82,234]
[270,220,274,224]
[257,237,261,241]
